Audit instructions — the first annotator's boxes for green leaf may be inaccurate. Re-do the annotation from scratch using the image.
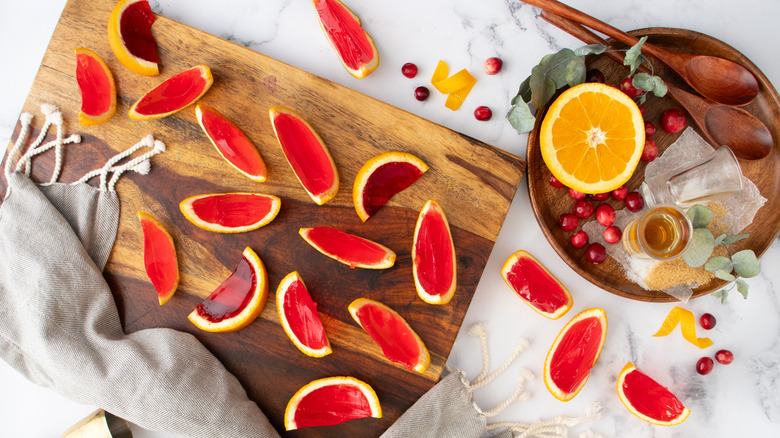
[631,73,654,91]
[624,36,648,75]
[711,289,729,304]
[721,233,750,246]
[687,205,714,229]
[636,93,647,105]
[704,256,732,273]
[565,57,586,87]
[714,234,727,246]
[541,49,577,89]
[651,76,667,97]
[714,269,736,282]
[682,228,715,268]
[530,64,556,109]
[514,76,532,104]
[575,44,607,56]
[507,101,537,135]
[736,278,749,299]
[732,250,760,278]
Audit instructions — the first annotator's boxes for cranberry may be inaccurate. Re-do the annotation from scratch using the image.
[645,121,656,137]
[568,188,586,200]
[625,192,645,212]
[402,63,418,78]
[590,192,610,201]
[715,349,734,365]
[586,69,605,83]
[620,77,645,98]
[474,106,492,121]
[549,175,565,188]
[484,57,503,75]
[611,186,628,201]
[414,86,430,101]
[571,230,589,248]
[641,139,658,162]
[699,313,716,330]
[585,243,607,264]
[696,357,714,375]
[661,108,687,133]
[603,226,622,244]
[639,104,646,116]
[595,204,615,227]
[573,200,595,218]
[559,213,579,231]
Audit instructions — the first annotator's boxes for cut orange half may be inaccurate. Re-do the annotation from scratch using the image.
[188,247,268,332]
[540,82,645,194]
[349,298,430,373]
[179,192,281,233]
[353,151,429,222]
[276,271,332,358]
[501,250,573,320]
[269,106,339,205]
[138,212,178,305]
[299,227,395,269]
[412,200,456,305]
[107,0,159,76]
[129,65,213,120]
[196,104,267,182]
[544,308,607,401]
[617,362,690,426]
[313,0,379,79]
[284,376,382,430]
[75,48,116,126]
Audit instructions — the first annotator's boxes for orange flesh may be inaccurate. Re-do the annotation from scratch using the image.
[549,317,603,394]
[195,256,256,323]
[199,106,265,177]
[623,369,687,422]
[76,53,112,116]
[414,206,454,297]
[140,219,177,298]
[293,384,372,428]
[283,278,328,350]
[505,255,568,314]
[306,227,388,266]
[362,162,425,218]
[355,303,421,371]
[120,0,158,63]
[190,194,275,228]
[273,112,335,199]
[134,68,208,115]
[315,0,374,71]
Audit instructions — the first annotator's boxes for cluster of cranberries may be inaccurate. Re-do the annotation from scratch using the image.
[695,313,734,375]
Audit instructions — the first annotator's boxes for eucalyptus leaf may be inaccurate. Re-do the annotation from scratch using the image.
[514,76,532,104]
[543,49,577,89]
[565,57,586,87]
[721,233,750,246]
[530,64,556,109]
[624,36,648,75]
[704,256,732,273]
[712,289,729,304]
[682,228,715,268]
[651,76,667,97]
[687,204,714,229]
[714,234,727,246]
[736,278,749,299]
[714,269,736,282]
[631,73,655,91]
[636,93,647,105]
[732,250,760,278]
[575,44,607,56]
[507,101,537,135]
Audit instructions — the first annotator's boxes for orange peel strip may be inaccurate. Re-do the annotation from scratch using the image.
[431,60,475,111]
[652,306,713,349]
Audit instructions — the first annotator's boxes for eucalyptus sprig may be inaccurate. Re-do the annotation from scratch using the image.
[681,205,760,303]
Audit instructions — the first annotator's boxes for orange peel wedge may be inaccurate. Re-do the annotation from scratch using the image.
[431,60,476,111]
[652,306,713,349]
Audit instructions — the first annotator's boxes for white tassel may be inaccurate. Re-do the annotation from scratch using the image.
[132,160,151,175]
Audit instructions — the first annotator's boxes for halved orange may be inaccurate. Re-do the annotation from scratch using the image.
[276,271,332,358]
[188,247,268,332]
[349,298,430,373]
[617,362,690,426]
[544,308,607,401]
[196,104,267,182]
[107,0,159,76]
[299,227,395,269]
[129,65,213,120]
[412,200,456,305]
[353,151,429,222]
[540,82,645,194]
[75,48,116,126]
[313,0,379,79]
[284,376,382,430]
[501,250,573,320]
[138,212,178,305]
[179,192,281,233]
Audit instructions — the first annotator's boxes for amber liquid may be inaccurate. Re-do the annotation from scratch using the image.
[624,206,691,259]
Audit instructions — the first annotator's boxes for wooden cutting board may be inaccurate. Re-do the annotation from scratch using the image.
[0,0,525,435]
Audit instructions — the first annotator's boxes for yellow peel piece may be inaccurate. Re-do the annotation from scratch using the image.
[652,306,713,349]
[431,60,476,111]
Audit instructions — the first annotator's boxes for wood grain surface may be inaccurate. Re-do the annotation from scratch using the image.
[0,0,525,436]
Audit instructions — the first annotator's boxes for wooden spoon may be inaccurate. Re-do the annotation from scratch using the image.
[522,0,760,106]
[540,11,773,160]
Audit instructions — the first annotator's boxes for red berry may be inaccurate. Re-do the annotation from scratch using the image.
[402,63,418,78]
[595,204,615,226]
[571,230,589,248]
[414,86,430,101]
[620,77,645,98]
[484,57,503,75]
[568,188,586,200]
[559,213,579,231]
[638,104,646,116]
[590,192,610,201]
[585,243,607,264]
[715,349,734,365]
[645,121,656,137]
[586,69,605,83]
[603,226,622,244]
[549,175,565,188]
[474,106,492,121]
[696,357,714,375]
[625,192,645,212]
[699,313,716,330]
[573,200,595,218]
[661,108,687,133]
[612,186,628,201]
[641,139,659,162]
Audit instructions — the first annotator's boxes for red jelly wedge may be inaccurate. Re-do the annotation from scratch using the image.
[107,0,159,75]
[138,212,178,305]
[284,376,382,430]
[196,104,267,182]
[501,250,573,320]
[179,192,281,233]
[299,227,395,269]
[188,247,269,332]
[129,65,213,120]
[412,200,456,305]
[348,298,430,373]
[75,48,116,126]
[276,271,332,357]
[353,151,429,222]
[617,362,690,426]
[313,0,379,79]
[269,106,339,205]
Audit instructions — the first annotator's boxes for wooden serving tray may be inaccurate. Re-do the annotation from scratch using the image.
[527,28,780,302]
[0,0,525,435]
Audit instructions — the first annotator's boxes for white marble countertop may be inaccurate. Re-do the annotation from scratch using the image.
[2,0,779,436]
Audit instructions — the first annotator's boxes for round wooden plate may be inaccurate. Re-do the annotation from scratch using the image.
[527,28,780,302]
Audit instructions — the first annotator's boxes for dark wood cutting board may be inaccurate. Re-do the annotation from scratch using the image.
[0,0,525,435]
